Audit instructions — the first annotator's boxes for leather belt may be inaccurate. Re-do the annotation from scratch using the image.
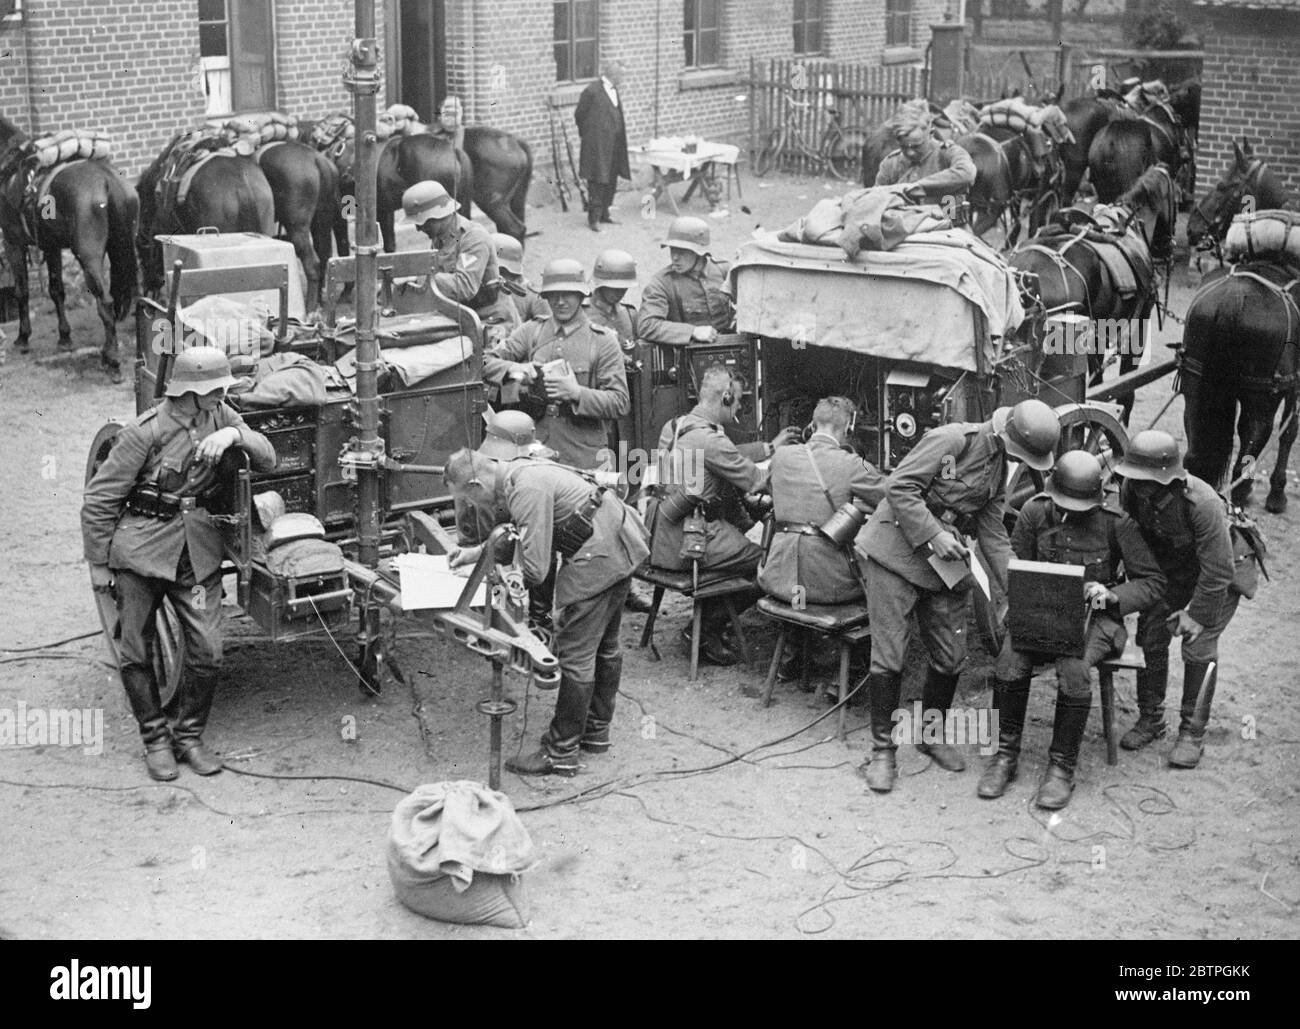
[776,521,821,536]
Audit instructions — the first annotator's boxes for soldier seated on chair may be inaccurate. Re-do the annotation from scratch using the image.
[978,450,1166,811]
[756,396,886,691]
[644,365,801,666]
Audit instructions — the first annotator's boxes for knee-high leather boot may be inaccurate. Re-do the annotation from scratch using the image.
[977,677,1030,799]
[1035,692,1091,810]
[918,667,966,772]
[1168,660,1213,769]
[1121,647,1168,750]
[171,671,223,775]
[121,666,178,781]
[581,656,622,754]
[862,672,902,793]
[508,674,594,777]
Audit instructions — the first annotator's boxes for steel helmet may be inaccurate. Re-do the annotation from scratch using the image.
[402,180,458,222]
[1115,430,1186,484]
[1047,450,1105,512]
[478,409,541,460]
[538,257,591,296]
[592,249,637,290]
[992,399,1060,471]
[662,215,710,255]
[164,346,237,397]
[491,232,524,276]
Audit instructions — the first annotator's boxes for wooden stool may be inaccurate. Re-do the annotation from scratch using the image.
[635,566,755,681]
[1097,643,1147,766]
[755,596,871,742]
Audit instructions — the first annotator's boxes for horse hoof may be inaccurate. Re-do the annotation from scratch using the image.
[1265,491,1287,515]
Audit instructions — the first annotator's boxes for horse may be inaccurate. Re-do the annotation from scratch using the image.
[1059,95,1121,203]
[375,132,474,253]
[257,139,339,311]
[1010,162,1178,423]
[135,132,276,297]
[1181,141,1299,513]
[1087,101,1188,203]
[0,115,138,379]
[958,127,1042,244]
[460,126,533,243]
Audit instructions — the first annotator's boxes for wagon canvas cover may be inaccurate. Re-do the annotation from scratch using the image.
[729,230,1025,371]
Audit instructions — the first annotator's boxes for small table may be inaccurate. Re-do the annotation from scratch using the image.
[632,139,742,214]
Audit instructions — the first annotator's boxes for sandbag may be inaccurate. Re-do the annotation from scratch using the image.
[1224,210,1300,269]
[388,781,534,929]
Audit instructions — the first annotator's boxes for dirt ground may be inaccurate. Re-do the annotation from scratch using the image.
[1,165,1297,940]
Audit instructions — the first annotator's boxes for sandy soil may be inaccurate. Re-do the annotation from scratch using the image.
[1,165,1297,939]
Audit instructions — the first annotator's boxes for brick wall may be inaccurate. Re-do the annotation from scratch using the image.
[1195,9,1300,203]
[276,1,385,125]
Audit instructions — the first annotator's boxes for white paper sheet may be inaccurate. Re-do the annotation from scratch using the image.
[396,554,486,610]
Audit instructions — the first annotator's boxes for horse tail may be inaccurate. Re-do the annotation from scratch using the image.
[107,175,139,321]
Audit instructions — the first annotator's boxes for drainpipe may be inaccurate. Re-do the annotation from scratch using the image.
[654,0,661,137]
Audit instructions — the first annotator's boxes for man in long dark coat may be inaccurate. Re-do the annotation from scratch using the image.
[574,59,630,233]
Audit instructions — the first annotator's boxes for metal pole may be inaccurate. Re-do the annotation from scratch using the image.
[347,0,383,570]
[490,663,504,790]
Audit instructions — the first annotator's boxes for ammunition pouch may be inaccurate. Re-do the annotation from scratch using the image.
[926,498,977,539]
[554,488,606,559]
[125,484,185,520]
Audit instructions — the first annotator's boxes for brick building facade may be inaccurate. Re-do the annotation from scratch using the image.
[1194,0,1300,201]
[0,1,953,185]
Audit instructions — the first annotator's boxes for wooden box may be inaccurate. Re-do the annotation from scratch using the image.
[247,562,352,643]
[1006,559,1087,657]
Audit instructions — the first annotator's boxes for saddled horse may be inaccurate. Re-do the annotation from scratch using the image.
[0,115,138,379]
[135,132,276,297]
[1088,101,1189,203]
[1181,141,1299,512]
[460,126,533,243]
[1011,162,1178,422]
[958,127,1041,244]
[1060,94,1121,203]
[376,132,474,253]
[257,139,339,311]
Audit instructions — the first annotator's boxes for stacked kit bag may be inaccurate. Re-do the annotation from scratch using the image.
[1224,210,1300,271]
[221,111,299,151]
[28,129,112,168]
[376,103,425,141]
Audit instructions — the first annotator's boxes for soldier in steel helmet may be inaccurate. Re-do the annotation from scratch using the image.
[491,232,550,328]
[401,180,501,316]
[445,412,650,777]
[81,347,277,781]
[858,398,1061,794]
[637,216,734,345]
[586,249,641,456]
[1114,431,1241,769]
[978,450,1166,809]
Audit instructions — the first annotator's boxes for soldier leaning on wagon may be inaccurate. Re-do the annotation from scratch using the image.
[637,216,734,346]
[647,365,801,665]
[491,232,551,329]
[757,396,886,687]
[859,399,1061,794]
[81,348,277,782]
[978,451,1166,810]
[1114,431,1242,770]
[402,180,503,319]
[874,105,977,204]
[445,415,650,777]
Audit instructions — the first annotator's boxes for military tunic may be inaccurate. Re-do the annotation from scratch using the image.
[758,435,887,605]
[996,493,1167,697]
[429,214,500,311]
[483,310,629,469]
[874,139,977,202]
[511,283,552,324]
[646,409,770,575]
[637,261,734,344]
[1126,473,1239,664]
[587,294,642,457]
[860,421,1011,675]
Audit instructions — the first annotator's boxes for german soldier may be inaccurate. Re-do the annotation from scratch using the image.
[637,216,734,345]
[875,105,977,204]
[492,232,551,327]
[859,398,1060,793]
[81,348,276,781]
[646,365,801,664]
[445,415,650,777]
[402,180,502,317]
[978,451,1166,808]
[1114,431,1240,769]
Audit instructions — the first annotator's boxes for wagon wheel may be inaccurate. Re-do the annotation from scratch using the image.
[753,129,784,178]
[85,421,186,705]
[1005,403,1130,526]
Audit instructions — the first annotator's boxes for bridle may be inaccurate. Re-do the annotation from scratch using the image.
[1193,159,1264,267]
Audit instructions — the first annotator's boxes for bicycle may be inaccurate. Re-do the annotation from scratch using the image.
[752,93,868,181]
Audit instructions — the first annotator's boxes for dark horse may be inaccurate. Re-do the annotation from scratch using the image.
[1011,163,1177,422]
[957,126,1045,246]
[1088,102,1188,203]
[257,140,339,311]
[376,132,474,253]
[0,116,138,378]
[1181,141,1298,512]
[135,132,276,297]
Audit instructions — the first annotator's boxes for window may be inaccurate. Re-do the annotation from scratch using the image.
[793,0,823,56]
[198,0,276,115]
[555,0,599,83]
[886,0,912,48]
[684,0,720,69]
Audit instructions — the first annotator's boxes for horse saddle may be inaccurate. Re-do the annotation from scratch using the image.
[1034,212,1153,300]
[157,131,253,211]
[17,160,84,246]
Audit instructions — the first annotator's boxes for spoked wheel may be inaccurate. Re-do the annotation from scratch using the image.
[1005,403,1130,525]
[825,125,868,181]
[85,421,186,704]
[753,129,784,178]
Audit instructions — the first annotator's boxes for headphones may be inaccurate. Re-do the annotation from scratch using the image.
[722,388,736,407]
[805,396,858,438]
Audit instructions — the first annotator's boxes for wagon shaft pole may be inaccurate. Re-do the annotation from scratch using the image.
[1085,357,1179,405]
[345,0,383,570]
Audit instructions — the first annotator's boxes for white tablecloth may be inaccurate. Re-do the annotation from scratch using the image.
[633,139,740,175]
